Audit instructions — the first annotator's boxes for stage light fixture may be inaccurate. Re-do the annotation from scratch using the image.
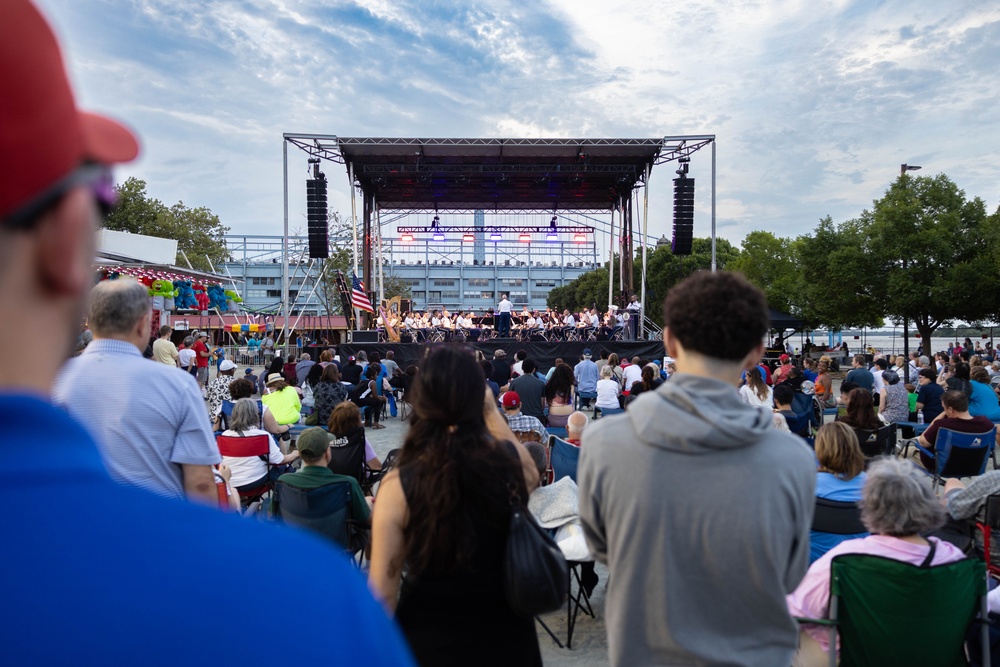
[431,215,444,241]
[463,234,475,242]
[574,233,587,243]
[519,234,531,243]
[490,230,502,241]
[400,233,414,242]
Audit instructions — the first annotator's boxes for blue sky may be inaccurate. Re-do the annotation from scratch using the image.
[36,0,1000,249]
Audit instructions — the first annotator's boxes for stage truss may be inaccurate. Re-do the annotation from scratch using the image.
[281,134,716,340]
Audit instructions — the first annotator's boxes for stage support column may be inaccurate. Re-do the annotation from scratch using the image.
[281,138,290,356]
[362,188,374,329]
[639,164,650,339]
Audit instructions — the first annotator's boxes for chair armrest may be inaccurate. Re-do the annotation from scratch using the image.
[912,442,934,458]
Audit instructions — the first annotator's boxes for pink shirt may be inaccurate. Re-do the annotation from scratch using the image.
[786,535,965,652]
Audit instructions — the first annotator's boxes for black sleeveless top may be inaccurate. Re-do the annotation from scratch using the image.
[394,459,541,667]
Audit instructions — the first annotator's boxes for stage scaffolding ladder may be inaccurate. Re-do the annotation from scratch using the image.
[334,271,357,330]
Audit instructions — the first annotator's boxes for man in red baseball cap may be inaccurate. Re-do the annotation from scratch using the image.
[0,3,415,665]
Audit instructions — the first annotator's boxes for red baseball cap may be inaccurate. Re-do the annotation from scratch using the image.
[0,0,139,219]
[779,354,790,362]
[501,391,521,409]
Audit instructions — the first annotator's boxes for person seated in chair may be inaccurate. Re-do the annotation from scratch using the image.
[908,390,995,470]
[836,388,881,432]
[502,391,548,443]
[787,457,966,666]
[566,411,589,445]
[809,422,868,563]
[221,398,299,494]
[773,384,806,435]
[328,402,386,475]
[594,364,622,413]
[273,427,372,525]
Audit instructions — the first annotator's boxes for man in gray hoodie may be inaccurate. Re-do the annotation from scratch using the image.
[578,271,815,667]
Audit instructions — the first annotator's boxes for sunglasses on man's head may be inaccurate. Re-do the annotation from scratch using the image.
[3,163,117,230]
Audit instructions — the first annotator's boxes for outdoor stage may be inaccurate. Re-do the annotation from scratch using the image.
[336,339,666,372]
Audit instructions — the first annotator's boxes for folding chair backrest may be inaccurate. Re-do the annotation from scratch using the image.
[812,498,866,535]
[784,411,813,438]
[216,434,270,459]
[550,437,580,483]
[830,553,986,667]
[327,426,367,487]
[274,480,353,550]
[513,430,542,444]
[986,494,1000,530]
[936,428,996,479]
[791,392,819,428]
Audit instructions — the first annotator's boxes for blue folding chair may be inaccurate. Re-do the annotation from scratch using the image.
[575,391,597,411]
[594,407,624,420]
[546,426,568,440]
[550,436,580,483]
[906,426,997,488]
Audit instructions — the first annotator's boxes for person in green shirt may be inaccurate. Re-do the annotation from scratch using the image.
[275,427,372,522]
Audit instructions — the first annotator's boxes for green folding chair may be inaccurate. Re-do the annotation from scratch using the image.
[799,553,989,666]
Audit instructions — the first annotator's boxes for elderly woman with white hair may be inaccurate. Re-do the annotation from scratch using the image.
[221,398,299,493]
[786,457,966,665]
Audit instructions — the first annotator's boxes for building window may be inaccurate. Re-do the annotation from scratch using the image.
[501,279,524,287]
[534,280,556,287]
[266,290,281,298]
[468,278,490,287]
[252,277,277,286]
[408,280,422,287]
[433,279,456,287]
[441,291,460,300]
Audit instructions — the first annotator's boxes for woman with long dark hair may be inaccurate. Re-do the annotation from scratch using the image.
[544,363,575,428]
[837,388,881,432]
[369,345,540,666]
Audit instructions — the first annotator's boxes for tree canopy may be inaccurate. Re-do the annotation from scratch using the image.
[104,177,230,273]
[545,172,1000,337]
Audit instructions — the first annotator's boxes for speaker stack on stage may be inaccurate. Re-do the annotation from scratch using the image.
[672,168,694,256]
[306,161,328,259]
[350,330,380,344]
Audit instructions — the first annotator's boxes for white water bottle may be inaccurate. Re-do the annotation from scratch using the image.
[917,410,924,424]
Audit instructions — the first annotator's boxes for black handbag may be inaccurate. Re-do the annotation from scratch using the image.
[502,481,568,616]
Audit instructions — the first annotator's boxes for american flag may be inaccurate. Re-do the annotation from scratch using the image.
[351,272,375,313]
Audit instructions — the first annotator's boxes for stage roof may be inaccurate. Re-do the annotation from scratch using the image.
[284,135,714,214]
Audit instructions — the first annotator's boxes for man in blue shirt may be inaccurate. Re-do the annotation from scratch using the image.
[55,279,222,502]
[845,353,875,392]
[0,4,415,664]
[574,348,600,408]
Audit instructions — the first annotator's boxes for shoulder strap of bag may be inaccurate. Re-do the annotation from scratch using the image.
[919,538,938,568]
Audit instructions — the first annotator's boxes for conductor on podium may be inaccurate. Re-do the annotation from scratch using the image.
[496,294,513,337]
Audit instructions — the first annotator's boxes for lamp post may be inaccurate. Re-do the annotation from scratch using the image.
[899,164,921,368]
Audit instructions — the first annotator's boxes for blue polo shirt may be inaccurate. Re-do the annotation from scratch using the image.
[0,393,415,666]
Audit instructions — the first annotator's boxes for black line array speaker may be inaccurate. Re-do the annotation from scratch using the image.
[672,176,695,256]
[306,177,328,259]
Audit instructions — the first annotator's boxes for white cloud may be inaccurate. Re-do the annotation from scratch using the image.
[32,0,1000,246]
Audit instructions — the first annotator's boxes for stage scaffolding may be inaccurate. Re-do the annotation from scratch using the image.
[281,135,715,344]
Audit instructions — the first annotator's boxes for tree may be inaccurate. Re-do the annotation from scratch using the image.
[728,230,799,316]
[796,216,883,331]
[867,173,1000,344]
[314,212,411,316]
[642,237,740,326]
[546,268,610,313]
[104,177,230,273]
